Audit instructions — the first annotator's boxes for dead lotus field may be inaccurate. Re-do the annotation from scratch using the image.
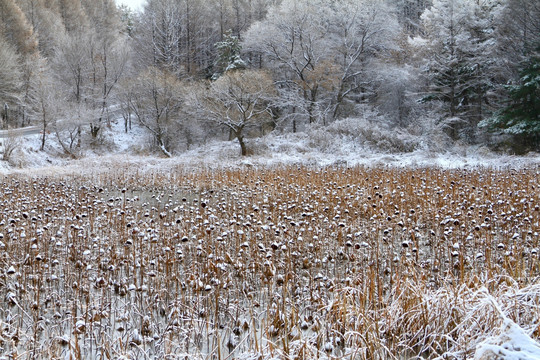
[1,166,540,359]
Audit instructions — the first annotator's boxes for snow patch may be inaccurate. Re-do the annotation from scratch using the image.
[475,319,540,360]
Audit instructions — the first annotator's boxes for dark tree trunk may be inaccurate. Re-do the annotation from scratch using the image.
[236,131,247,156]
[41,124,46,151]
[91,124,100,138]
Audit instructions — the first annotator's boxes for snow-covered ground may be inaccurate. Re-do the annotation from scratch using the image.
[1,117,539,176]
[475,318,540,360]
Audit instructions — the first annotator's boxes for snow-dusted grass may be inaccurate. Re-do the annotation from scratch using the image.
[0,166,539,359]
[2,115,540,175]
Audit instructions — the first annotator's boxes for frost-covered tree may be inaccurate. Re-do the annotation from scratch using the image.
[54,100,91,158]
[210,0,278,39]
[326,0,399,119]
[0,35,21,129]
[136,0,219,75]
[476,0,540,150]
[51,30,89,152]
[420,0,501,140]
[137,0,183,70]
[85,35,130,138]
[49,0,128,141]
[53,31,90,104]
[78,0,129,138]
[421,0,475,119]
[396,0,432,34]
[244,0,398,127]
[128,67,184,157]
[28,58,61,150]
[198,69,275,155]
[244,0,335,125]
[132,0,276,78]
[492,0,540,107]
[118,4,136,36]
[497,0,540,61]
[375,64,419,128]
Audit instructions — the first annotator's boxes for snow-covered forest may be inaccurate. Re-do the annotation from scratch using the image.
[0,0,539,163]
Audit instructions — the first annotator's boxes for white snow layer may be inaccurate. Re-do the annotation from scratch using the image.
[2,117,539,176]
[475,319,540,360]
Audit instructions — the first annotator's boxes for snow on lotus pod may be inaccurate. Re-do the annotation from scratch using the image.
[5,292,17,306]
[130,329,142,346]
[75,320,86,334]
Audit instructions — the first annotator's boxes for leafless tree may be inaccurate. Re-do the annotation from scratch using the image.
[197,69,276,155]
[127,67,184,157]
[0,36,22,129]
[243,0,398,126]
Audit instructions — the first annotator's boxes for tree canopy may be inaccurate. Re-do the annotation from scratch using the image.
[0,0,539,155]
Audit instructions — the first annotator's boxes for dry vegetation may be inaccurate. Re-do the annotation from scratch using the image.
[0,165,539,359]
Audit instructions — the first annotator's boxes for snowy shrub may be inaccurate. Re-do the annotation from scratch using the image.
[264,132,310,155]
[244,138,270,156]
[324,117,365,138]
[1,130,21,162]
[306,127,341,152]
[322,116,420,153]
[358,124,419,153]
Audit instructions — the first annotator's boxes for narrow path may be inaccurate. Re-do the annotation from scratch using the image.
[0,126,40,139]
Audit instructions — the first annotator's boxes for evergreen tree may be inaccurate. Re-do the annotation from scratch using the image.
[420,0,500,141]
[212,30,245,79]
[480,45,540,149]
[118,4,136,36]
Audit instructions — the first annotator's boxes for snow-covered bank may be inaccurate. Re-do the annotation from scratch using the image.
[2,120,539,176]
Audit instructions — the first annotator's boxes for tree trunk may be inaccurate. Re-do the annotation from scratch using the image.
[55,129,78,159]
[91,123,100,138]
[41,123,46,151]
[307,86,319,124]
[76,125,81,149]
[236,132,247,156]
[156,133,172,157]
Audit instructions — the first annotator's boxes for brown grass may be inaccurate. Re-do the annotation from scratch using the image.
[0,165,539,359]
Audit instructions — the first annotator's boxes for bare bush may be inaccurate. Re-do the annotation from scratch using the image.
[1,130,21,162]
[305,116,420,153]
